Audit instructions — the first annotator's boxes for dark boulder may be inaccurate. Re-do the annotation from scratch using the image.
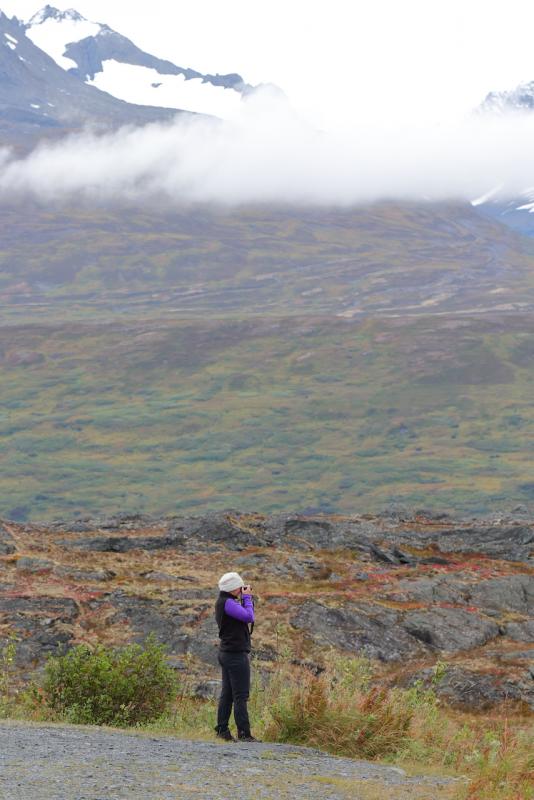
[102,591,190,655]
[402,608,500,652]
[58,534,179,552]
[410,666,534,711]
[505,620,534,643]
[468,575,534,614]
[0,596,79,667]
[291,600,426,662]
[389,575,471,606]
[16,557,54,574]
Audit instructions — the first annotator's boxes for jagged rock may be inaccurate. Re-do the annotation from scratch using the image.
[168,511,268,552]
[0,596,78,667]
[0,596,78,620]
[369,543,398,565]
[402,608,500,652]
[390,575,472,605]
[505,620,534,642]
[140,571,195,583]
[291,600,427,662]
[410,666,534,710]
[186,615,220,667]
[95,514,156,530]
[497,648,534,662]
[403,524,534,563]
[16,557,54,573]
[54,566,116,582]
[58,534,178,552]
[101,592,191,654]
[468,575,534,614]
[0,524,16,555]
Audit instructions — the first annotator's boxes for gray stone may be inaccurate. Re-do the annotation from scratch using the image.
[468,575,534,614]
[140,570,194,582]
[194,679,222,700]
[410,666,534,710]
[505,619,534,642]
[403,607,500,652]
[0,596,79,667]
[54,566,116,582]
[291,600,427,662]
[185,615,220,667]
[16,557,54,573]
[57,534,180,552]
[103,592,190,655]
[391,575,471,605]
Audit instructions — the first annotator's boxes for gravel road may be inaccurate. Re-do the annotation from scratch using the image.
[0,722,457,800]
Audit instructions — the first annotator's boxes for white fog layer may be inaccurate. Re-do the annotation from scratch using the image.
[1,90,534,205]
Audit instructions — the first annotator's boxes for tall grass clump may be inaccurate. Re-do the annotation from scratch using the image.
[459,723,534,800]
[37,636,177,726]
[261,655,534,799]
[264,656,414,759]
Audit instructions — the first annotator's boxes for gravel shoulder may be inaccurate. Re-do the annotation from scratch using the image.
[0,721,458,800]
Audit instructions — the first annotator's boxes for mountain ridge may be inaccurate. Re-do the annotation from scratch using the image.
[23,4,250,117]
[0,10,182,143]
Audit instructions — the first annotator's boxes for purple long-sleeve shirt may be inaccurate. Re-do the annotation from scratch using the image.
[224,594,254,624]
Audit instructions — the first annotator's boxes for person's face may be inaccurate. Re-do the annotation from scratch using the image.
[230,587,242,597]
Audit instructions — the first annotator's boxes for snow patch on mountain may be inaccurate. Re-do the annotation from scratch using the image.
[23,5,249,118]
[90,61,242,117]
[26,7,101,70]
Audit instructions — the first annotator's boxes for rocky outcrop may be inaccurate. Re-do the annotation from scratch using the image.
[1,510,534,712]
[402,608,499,652]
[411,666,534,711]
[292,600,427,662]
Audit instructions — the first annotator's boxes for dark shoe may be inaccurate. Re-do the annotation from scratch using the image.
[216,728,236,742]
[238,731,260,742]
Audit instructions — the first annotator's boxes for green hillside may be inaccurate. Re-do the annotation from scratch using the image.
[2,201,534,520]
[2,311,533,521]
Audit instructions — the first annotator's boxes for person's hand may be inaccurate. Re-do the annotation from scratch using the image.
[242,584,252,595]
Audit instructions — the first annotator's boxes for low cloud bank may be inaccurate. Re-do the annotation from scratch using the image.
[1,89,534,205]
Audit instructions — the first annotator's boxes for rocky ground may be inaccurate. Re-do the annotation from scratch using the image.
[1,510,533,711]
[0,721,457,800]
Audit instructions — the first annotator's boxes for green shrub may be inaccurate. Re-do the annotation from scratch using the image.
[39,636,177,726]
[0,636,17,718]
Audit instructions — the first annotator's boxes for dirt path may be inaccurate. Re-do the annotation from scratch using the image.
[0,721,458,800]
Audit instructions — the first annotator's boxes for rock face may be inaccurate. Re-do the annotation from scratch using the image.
[402,608,499,652]
[0,596,78,666]
[412,666,534,710]
[0,11,179,141]
[292,601,427,662]
[1,510,534,712]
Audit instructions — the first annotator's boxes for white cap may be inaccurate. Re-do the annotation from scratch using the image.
[218,571,245,592]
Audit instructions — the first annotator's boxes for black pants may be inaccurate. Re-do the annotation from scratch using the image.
[216,650,251,734]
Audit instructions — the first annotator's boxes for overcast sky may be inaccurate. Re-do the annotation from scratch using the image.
[3,0,534,126]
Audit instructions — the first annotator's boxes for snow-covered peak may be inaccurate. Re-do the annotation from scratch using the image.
[21,4,251,118]
[28,5,86,25]
[479,81,534,115]
[26,5,102,70]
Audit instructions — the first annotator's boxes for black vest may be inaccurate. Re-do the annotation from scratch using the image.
[215,591,251,653]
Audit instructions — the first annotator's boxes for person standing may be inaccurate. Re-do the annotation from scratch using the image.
[214,571,258,742]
